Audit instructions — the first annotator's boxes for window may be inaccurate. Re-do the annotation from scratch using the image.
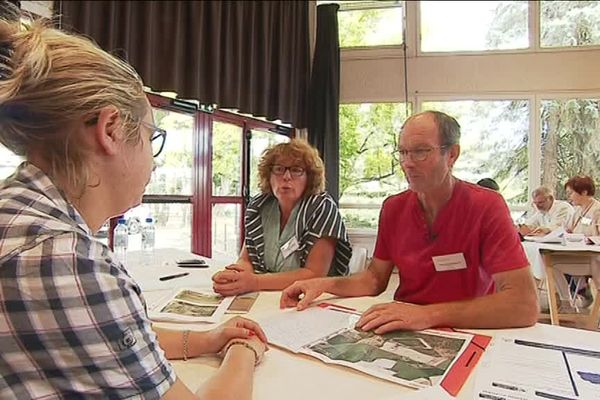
[200,111,292,259]
[339,103,410,228]
[420,1,529,52]
[540,98,600,199]
[421,100,530,207]
[337,1,404,48]
[0,145,22,180]
[130,103,196,253]
[210,119,243,259]
[540,1,600,48]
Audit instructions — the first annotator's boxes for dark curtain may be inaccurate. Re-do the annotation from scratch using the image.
[307,4,340,202]
[56,0,310,128]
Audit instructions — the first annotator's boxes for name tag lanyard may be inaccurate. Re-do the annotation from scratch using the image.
[570,201,594,231]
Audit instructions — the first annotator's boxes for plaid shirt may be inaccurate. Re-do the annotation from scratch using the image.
[0,163,175,399]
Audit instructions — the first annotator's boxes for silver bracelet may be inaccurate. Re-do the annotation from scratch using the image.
[223,340,261,365]
[182,330,190,361]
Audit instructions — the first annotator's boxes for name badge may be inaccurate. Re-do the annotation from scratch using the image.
[432,253,467,272]
[281,236,300,259]
[581,217,592,226]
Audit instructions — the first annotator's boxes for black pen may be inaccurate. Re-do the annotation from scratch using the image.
[159,272,190,281]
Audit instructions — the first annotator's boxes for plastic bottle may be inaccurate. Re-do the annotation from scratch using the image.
[113,218,129,264]
[141,217,156,254]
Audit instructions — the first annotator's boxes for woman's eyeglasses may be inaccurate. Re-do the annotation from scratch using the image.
[84,116,167,158]
[270,165,305,177]
[141,121,167,158]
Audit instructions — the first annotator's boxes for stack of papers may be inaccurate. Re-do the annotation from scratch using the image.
[524,228,565,243]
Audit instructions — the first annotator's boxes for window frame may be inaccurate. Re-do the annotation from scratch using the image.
[196,109,293,258]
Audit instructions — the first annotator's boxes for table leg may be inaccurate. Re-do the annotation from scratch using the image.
[543,253,560,326]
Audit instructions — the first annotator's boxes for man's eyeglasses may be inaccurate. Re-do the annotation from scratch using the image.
[141,121,167,158]
[270,165,306,177]
[396,145,449,163]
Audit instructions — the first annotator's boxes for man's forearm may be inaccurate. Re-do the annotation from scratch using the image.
[327,269,386,298]
[426,289,538,329]
[256,268,321,291]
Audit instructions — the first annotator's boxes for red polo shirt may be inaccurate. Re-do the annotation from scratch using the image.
[374,180,528,305]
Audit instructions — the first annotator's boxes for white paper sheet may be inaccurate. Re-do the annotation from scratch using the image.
[258,307,359,352]
[474,336,600,400]
[381,385,454,400]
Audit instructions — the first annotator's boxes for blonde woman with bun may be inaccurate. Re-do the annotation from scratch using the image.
[0,18,266,400]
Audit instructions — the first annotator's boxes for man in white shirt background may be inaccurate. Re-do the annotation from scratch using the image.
[518,186,573,236]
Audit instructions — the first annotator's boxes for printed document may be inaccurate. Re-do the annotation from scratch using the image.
[258,306,473,389]
[148,287,233,323]
[474,336,600,399]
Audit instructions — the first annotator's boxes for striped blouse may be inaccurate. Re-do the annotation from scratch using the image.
[245,192,352,276]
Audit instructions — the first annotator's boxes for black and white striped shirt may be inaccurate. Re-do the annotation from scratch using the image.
[245,192,352,276]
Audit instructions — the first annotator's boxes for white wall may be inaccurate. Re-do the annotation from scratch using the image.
[342,48,600,103]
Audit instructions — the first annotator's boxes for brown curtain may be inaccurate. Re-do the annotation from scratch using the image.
[56,0,310,128]
[307,4,340,202]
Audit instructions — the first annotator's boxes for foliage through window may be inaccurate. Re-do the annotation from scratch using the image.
[540,99,600,200]
[339,103,410,228]
[540,1,600,48]
[420,1,529,52]
[134,106,195,253]
[422,100,530,206]
[337,1,404,48]
[212,121,243,197]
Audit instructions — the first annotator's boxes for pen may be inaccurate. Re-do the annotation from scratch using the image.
[159,272,190,281]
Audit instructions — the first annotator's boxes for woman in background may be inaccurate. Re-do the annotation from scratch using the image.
[564,175,600,236]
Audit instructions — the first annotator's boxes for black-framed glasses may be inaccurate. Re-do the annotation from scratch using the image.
[396,145,449,163]
[270,164,306,177]
[141,121,167,158]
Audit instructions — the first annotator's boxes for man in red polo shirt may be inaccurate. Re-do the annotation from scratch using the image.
[280,111,538,332]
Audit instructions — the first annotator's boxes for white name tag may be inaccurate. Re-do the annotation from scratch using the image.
[432,253,467,272]
[280,236,300,259]
[581,217,592,226]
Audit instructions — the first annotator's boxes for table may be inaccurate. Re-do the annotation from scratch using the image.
[522,241,600,281]
[522,241,600,329]
[126,249,600,400]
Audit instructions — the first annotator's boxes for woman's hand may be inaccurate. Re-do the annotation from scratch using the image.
[204,316,268,354]
[212,263,258,296]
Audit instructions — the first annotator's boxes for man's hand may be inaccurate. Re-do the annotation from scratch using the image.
[204,316,268,354]
[355,302,434,334]
[279,278,329,310]
[529,227,550,236]
[212,263,258,296]
[518,224,533,236]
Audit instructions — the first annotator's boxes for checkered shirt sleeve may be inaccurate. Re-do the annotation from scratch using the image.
[0,231,176,399]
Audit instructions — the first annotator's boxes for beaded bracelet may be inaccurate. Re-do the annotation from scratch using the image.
[221,340,262,366]
[182,330,190,361]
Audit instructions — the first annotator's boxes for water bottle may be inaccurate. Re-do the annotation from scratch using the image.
[113,218,129,264]
[141,217,156,262]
